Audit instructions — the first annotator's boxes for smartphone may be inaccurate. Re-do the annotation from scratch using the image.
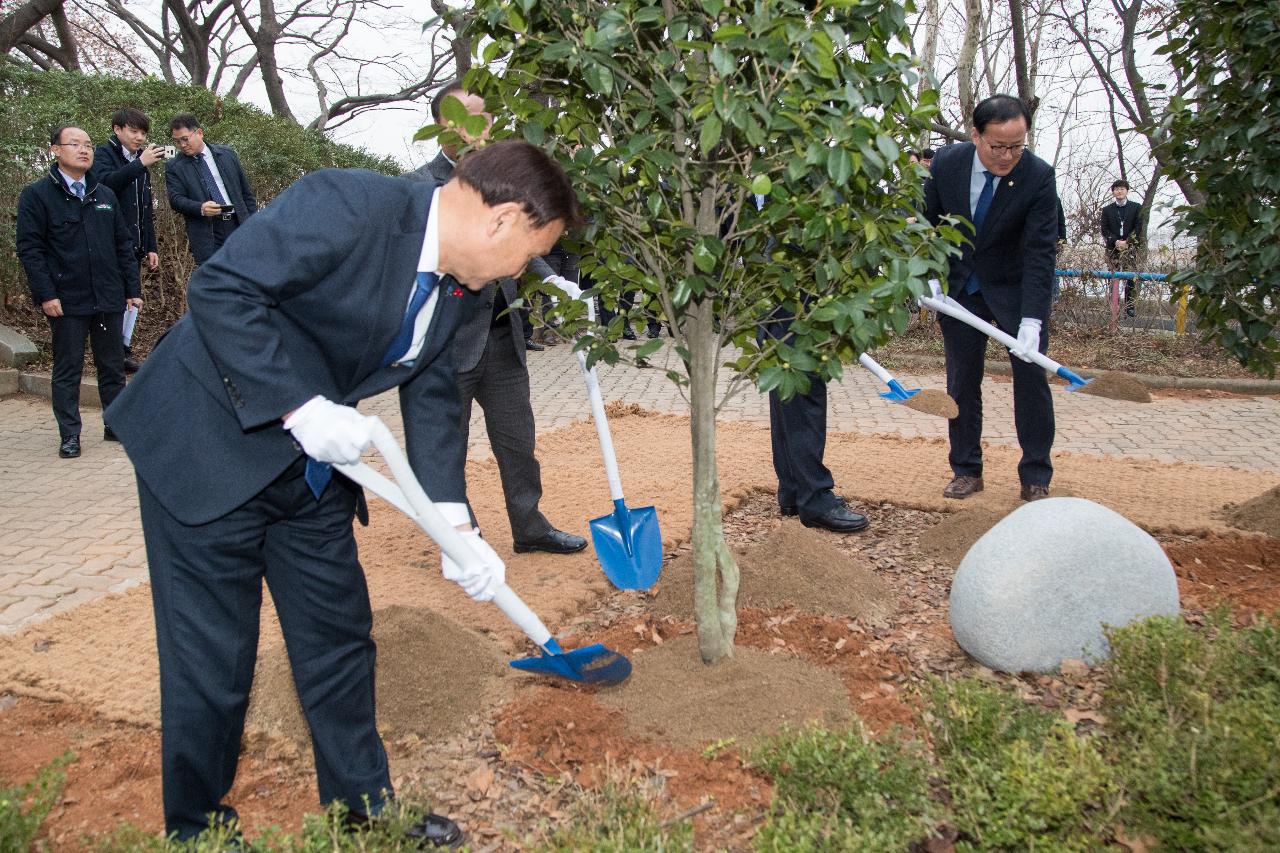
[161,145,176,159]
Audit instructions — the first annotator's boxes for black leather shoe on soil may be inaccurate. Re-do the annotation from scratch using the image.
[405,813,465,849]
[58,435,81,458]
[513,528,588,554]
[801,505,870,533]
[943,475,984,499]
[1020,483,1050,502]
[123,356,141,374]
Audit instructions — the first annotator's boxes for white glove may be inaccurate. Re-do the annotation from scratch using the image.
[440,528,506,602]
[917,278,943,308]
[284,396,374,465]
[543,274,583,303]
[1011,317,1042,363]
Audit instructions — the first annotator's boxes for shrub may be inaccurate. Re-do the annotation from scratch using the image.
[925,679,1116,851]
[527,783,693,852]
[750,723,937,852]
[0,751,71,852]
[1103,614,1280,851]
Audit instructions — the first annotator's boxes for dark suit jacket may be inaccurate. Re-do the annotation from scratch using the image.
[1099,200,1142,250]
[90,134,157,256]
[404,151,556,373]
[924,142,1059,324]
[106,169,481,525]
[164,142,259,262]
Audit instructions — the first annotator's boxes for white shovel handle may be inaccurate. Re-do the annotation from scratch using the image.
[858,352,894,385]
[919,294,1065,374]
[335,419,553,647]
[576,296,626,502]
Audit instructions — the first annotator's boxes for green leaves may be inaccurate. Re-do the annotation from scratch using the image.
[699,114,722,153]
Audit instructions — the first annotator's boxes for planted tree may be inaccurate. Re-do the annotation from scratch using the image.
[1156,0,1280,377]
[451,0,955,663]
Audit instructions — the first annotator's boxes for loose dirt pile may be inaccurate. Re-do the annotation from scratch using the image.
[597,634,852,748]
[651,520,896,624]
[902,388,959,419]
[1078,372,1152,403]
[246,606,510,746]
[917,505,1018,566]
[1223,485,1280,539]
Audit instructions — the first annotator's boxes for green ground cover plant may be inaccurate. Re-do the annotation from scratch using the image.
[0,751,70,853]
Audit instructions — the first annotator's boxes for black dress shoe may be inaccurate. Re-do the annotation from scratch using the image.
[104,426,120,442]
[525,339,546,352]
[621,328,638,341]
[58,435,81,458]
[123,356,141,374]
[345,811,464,849]
[801,505,869,533]
[513,528,588,554]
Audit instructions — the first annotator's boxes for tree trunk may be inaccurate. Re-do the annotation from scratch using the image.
[956,0,982,132]
[686,296,738,665]
[0,0,63,54]
[917,0,940,148]
[1007,0,1037,135]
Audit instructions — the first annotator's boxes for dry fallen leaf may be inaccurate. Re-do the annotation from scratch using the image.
[466,764,495,800]
[1064,708,1108,726]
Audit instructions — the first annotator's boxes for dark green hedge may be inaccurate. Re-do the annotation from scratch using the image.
[0,67,402,360]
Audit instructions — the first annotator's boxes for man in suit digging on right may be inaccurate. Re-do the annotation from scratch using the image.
[924,94,1059,504]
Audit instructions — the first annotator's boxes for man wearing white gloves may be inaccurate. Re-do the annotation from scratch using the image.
[407,79,588,556]
[105,140,579,846]
[923,94,1059,502]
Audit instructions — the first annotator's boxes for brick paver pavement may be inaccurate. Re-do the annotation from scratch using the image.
[4,339,1279,632]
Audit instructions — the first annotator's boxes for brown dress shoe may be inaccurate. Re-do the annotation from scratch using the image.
[1020,483,1050,501]
[943,475,984,499]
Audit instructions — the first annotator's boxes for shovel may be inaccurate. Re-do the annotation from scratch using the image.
[919,293,1092,391]
[859,352,920,401]
[336,418,631,686]
[572,299,663,591]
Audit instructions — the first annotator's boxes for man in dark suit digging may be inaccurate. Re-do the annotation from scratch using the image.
[107,141,580,846]
[924,94,1059,503]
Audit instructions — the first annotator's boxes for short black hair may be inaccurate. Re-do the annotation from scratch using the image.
[1111,179,1130,191]
[170,113,201,133]
[49,124,79,146]
[430,79,468,124]
[972,95,1032,133]
[921,148,935,159]
[111,107,150,132]
[454,140,583,229]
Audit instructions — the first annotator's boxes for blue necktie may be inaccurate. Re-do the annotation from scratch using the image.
[71,180,84,199]
[305,270,440,500]
[196,153,227,205]
[965,170,997,295]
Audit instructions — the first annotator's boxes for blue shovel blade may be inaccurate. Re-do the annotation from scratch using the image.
[879,379,920,402]
[510,641,632,686]
[590,500,663,590]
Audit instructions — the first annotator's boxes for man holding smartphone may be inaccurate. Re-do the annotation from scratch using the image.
[165,113,258,265]
[91,107,162,373]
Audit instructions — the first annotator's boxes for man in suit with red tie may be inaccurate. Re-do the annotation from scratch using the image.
[924,95,1059,503]
[106,141,580,846]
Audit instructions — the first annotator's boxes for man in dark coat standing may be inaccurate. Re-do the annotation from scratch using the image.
[91,107,163,372]
[17,124,142,459]
[165,113,258,265]
[106,141,579,845]
[924,94,1059,502]
[1100,179,1144,316]
[407,81,587,555]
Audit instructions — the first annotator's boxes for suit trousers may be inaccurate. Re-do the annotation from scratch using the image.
[768,376,841,520]
[939,290,1054,487]
[456,323,552,544]
[48,312,126,440]
[138,457,391,840]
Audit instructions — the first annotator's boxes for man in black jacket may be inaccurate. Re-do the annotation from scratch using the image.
[91,107,162,372]
[923,95,1059,502]
[1100,179,1144,316]
[16,125,142,459]
[165,113,258,265]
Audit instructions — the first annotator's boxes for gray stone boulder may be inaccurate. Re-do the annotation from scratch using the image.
[949,497,1179,673]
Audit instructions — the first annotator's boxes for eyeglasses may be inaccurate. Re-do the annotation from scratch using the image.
[172,134,198,145]
[981,138,1026,156]
[54,141,94,150]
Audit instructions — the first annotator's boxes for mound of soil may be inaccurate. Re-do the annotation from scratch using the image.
[1164,534,1280,621]
[917,506,1017,566]
[598,634,852,748]
[246,605,510,746]
[1079,372,1151,403]
[650,520,896,624]
[903,388,959,419]
[1223,485,1280,539]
